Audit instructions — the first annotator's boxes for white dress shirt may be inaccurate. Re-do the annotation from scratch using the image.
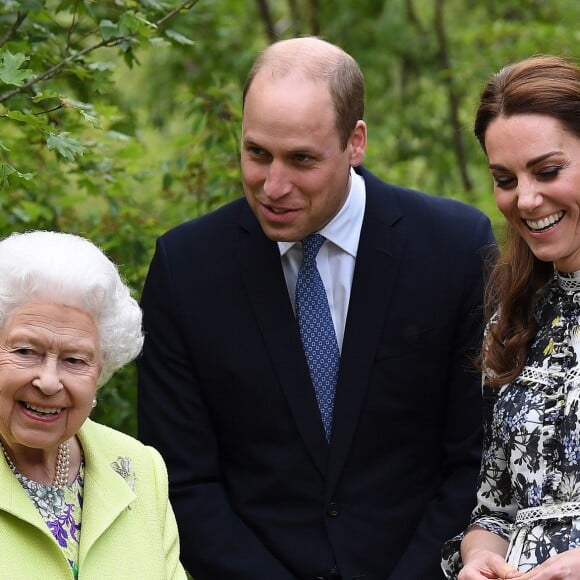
[278,168,366,351]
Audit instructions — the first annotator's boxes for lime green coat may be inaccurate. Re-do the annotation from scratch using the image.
[0,419,187,579]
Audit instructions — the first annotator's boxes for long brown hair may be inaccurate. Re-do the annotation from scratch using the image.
[474,55,580,386]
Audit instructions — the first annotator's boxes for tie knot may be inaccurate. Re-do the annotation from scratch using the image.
[301,234,325,265]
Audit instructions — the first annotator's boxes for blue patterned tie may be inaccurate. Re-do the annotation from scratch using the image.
[295,233,340,442]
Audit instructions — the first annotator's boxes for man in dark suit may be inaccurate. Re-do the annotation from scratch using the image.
[137,37,495,579]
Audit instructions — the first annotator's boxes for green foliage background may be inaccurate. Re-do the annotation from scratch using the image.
[1,0,578,436]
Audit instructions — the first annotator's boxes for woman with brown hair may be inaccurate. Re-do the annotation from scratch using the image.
[442,54,580,579]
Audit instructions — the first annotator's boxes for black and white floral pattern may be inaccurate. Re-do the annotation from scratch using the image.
[442,270,580,577]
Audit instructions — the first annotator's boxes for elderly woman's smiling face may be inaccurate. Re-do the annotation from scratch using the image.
[0,301,102,454]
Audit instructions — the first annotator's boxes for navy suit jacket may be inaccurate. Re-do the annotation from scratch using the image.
[137,166,496,580]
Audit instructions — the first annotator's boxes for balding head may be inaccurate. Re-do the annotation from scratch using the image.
[243,36,365,150]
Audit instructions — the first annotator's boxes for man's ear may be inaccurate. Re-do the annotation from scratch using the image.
[348,120,367,167]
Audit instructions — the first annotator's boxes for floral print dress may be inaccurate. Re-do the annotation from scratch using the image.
[14,462,84,579]
[442,270,580,577]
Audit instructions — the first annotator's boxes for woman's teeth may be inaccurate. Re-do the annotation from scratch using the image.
[526,211,564,231]
[22,402,62,415]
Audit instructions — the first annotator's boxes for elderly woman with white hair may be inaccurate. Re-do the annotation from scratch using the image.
[0,231,186,579]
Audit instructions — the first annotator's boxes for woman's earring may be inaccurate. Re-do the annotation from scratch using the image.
[91,398,97,408]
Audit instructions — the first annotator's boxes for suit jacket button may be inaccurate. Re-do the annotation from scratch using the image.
[327,502,340,517]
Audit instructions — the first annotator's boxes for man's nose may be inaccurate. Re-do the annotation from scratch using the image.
[263,161,292,199]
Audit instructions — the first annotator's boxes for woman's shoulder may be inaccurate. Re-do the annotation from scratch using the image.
[79,419,162,464]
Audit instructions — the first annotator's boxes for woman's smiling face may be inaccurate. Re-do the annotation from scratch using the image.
[485,113,580,272]
[0,301,101,457]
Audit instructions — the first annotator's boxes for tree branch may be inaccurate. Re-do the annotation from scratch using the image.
[287,0,301,35]
[255,0,277,43]
[0,10,28,48]
[0,0,200,104]
[309,0,320,35]
[156,0,202,29]
[65,0,80,52]
[405,0,424,35]
[433,0,473,197]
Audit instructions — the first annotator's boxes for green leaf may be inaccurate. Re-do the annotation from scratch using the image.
[32,90,61,103]
[87,61,116,73]
[164,29,196,46]
[0,163,35,189]
[6,109,50,129]
[0,164,15,180]
[0,51,34,87]
[99,20,119,41]
[15,200,53,222]
[53,193,87,209]
[139,0,166,10]
[118,12,141,35]
[150,37,172,48]
[46,132,86,161]
[66,98,101,128]
[19,0,44,10]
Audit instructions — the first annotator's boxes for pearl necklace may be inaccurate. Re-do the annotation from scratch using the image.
[0,439,71,488]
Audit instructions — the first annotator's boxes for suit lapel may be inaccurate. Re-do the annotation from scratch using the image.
[237,206,329,476]
[0,422,135,561]
[0,459,54,537]
[327,175,406,489]
[76,422,136,562]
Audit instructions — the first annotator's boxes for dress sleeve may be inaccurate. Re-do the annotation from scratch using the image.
[441,383,516,578]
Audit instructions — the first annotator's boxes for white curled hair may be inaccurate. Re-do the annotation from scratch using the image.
[0,231,144,386]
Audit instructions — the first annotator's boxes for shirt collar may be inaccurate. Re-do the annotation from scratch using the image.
[278,167,366,257]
